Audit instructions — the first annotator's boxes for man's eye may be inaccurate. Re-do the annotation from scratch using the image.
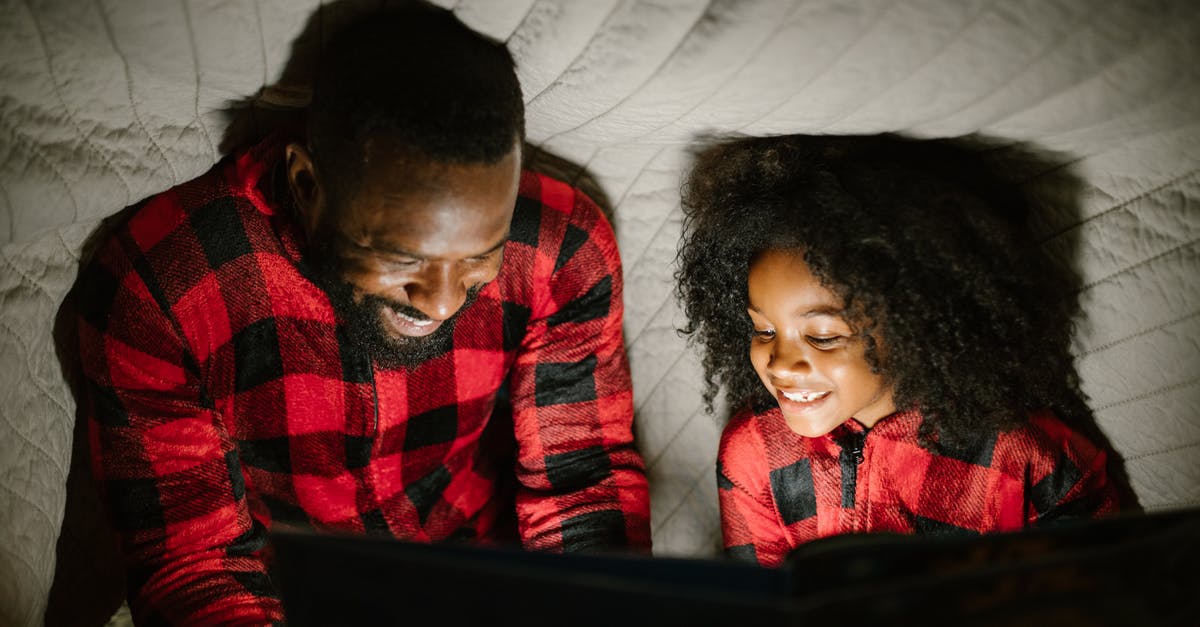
[751,329,775,341]
[466,251,500,265]
[384,257,421,269]
[807,335,843,349]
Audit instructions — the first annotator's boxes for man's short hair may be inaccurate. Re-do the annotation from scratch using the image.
[307,4,525,208]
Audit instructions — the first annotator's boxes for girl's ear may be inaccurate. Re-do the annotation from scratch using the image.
[285,142,326,239]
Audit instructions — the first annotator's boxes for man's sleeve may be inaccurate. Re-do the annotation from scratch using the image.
[506,184,651,552]
[717,423,792,568]
[76,232,282,626]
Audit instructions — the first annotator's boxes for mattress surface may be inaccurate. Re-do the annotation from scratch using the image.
[2,1,1198,625]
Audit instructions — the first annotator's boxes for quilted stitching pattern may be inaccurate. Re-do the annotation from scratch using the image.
[2,1,1198,625]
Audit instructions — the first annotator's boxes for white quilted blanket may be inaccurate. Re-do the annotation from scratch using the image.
[3,1,1198,625]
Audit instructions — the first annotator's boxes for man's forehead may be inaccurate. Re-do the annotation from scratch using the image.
[361,135,522,171]
[325,140,520,253]
[364,147,519,196]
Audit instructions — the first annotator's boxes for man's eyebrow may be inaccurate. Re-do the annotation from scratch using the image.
[471,234,510,257]
[343,231,510,259]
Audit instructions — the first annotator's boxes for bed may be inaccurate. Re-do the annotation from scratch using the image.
[2,1,1197,625]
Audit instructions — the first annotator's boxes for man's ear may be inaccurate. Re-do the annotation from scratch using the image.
[285,142,325,239]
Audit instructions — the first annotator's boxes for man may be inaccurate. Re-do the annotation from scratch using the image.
[75,6,650,624]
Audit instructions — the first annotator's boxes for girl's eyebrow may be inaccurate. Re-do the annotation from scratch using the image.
[800,305,844,318]
[747,304,845,318]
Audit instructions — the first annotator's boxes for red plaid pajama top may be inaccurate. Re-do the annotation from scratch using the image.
[718,407,1118,568]
[76,135,650,625]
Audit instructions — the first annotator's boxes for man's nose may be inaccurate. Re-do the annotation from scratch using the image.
[406,264,466,321]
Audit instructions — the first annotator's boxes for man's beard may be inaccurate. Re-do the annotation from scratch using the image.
[313,260,481,370]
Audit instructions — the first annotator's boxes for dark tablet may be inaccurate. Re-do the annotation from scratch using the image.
[272,508,1199,626]
[272,531,791,627]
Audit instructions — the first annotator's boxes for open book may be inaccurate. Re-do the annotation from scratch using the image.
[272,508,1198,626]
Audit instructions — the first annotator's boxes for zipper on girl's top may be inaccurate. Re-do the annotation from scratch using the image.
[836,426,870,512]
[845,431,866,465]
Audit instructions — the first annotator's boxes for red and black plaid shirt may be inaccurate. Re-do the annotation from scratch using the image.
[76,135,650,625]
[718,407,1118,568]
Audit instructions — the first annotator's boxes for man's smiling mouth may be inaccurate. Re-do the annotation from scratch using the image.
[381,305,442,337]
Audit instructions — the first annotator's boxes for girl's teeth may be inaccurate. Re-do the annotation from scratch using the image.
[783,391,826,402]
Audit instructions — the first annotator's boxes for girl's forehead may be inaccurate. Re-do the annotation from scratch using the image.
[747,249,845,316]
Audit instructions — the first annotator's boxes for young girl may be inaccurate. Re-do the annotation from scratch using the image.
[674,134,1122,567]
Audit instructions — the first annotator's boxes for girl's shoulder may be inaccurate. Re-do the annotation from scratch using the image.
[718,406,821,488]
[717,406,782,490]
[992,409,1109,475]
[718,406,767,458]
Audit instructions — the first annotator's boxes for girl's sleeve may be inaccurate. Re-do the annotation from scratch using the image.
[1024,411,1121,526]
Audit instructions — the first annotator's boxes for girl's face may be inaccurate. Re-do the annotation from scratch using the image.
[746,248,896,437]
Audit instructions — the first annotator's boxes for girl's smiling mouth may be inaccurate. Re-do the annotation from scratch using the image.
[779,389,830,403]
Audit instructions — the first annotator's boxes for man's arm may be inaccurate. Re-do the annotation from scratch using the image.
[77,230,282,626]
[506,177,651,552]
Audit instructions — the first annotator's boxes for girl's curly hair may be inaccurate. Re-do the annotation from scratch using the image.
[675,133,1090,449]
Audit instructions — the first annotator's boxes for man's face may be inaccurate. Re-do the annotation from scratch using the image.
[298,139,521,367]
[746,248,895,437]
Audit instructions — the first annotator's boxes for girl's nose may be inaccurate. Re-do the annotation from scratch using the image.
[767,340,812,379]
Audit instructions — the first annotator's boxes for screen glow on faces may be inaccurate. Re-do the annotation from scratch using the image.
[746,248,896,437]
[314,143,520,367]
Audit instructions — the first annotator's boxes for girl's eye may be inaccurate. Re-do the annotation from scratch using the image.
[751,329,775,341]
[807,335,843,349]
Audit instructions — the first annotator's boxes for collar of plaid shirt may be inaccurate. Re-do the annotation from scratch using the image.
[717,407,1118,567]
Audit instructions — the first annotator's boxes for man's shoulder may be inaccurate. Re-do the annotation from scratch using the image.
[96,137,287,265]
[496,170,620,310]
[509,170,614,257]
[516,170,587,215]
[81,135,295,324]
